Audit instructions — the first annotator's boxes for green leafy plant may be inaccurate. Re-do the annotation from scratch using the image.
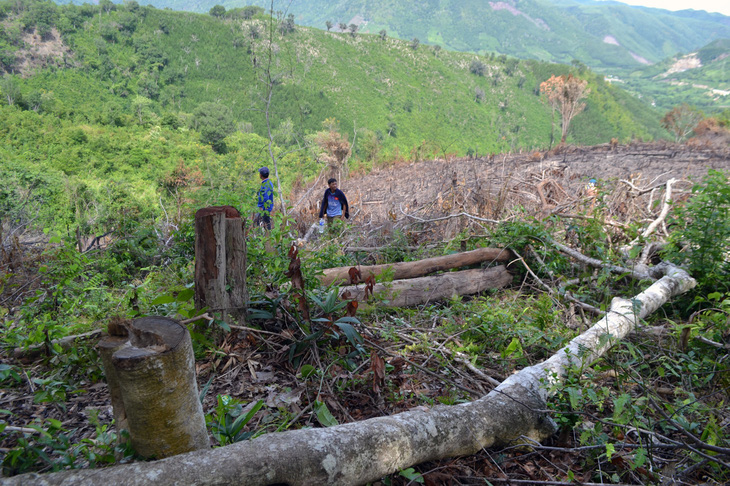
[665,170,730,296]
[1,413,131,476]
[206,395,265,446]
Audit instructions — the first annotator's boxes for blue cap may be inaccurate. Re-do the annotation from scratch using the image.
[259,167,269,176]
[589,179,596,184]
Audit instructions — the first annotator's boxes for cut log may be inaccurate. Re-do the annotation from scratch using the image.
[194,206,247,320]
[98,316,209,460]
[320,247,514,286]
[6,264,695,486]
[339,265,513,307]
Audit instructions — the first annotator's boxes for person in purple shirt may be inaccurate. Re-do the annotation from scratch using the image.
[318,178,349,225]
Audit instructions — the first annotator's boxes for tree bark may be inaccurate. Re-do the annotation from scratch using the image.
[194,206,247,320]
[339,265,513,307]
[6,264,695,486]
[97,328,131,441]
[97,316,209,460]
[320,247,514,286]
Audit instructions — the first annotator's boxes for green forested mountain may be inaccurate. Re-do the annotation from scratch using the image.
[1,0,666,235]
[123,0,730,71]
[615,38,730,113]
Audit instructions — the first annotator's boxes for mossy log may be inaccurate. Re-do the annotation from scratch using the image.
[320,247,514,286]
[97,317,209,459]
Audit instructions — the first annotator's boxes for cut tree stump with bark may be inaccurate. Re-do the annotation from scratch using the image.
[7,263,694,486]
[339,265,513,307]
[194,206,247,321]
[320,247,514,286]
[97,316,209,460]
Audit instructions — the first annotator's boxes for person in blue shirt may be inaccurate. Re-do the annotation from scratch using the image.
[255,166,274,230]
[318,178,349,225]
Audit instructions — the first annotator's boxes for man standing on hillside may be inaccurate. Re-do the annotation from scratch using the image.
[255,166,274,230]
[318,178,349,227]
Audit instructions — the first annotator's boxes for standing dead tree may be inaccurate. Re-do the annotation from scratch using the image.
[314,119,352,182]
[7,263,695,486]
[540,74,589,144]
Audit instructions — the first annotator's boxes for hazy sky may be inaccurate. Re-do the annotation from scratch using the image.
[603,0,730,16]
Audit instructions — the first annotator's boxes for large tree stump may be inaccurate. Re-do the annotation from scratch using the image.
[97,317,209,459]
[194,206,247,321]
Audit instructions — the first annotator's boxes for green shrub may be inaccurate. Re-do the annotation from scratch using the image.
[664,170,730,295]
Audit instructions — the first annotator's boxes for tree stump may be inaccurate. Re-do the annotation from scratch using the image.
[98,317,209,459]
[194,206,247,322]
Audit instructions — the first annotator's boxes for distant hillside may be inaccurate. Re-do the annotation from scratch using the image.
[122,0,730,71]
[1,0,666,156]
[614,39,730,113]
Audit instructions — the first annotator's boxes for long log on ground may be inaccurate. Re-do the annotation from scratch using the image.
[338,265,513,307]
[12,329,103,360]
[3,263,694,486]
[320,247,514,286]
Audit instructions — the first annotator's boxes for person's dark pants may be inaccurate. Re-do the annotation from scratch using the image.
[254,212,271,230]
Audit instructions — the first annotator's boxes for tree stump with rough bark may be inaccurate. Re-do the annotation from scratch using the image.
[97,316,209,459]
[194,206,247,322]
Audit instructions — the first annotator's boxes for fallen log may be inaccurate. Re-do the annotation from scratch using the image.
[12,329,103,360]
[320,247,514,286]
[4,263,695,486]
[338,265,512,307]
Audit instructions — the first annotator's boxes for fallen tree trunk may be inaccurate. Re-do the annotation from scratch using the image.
[320,247,514,286]
[12,329,103,360]
[339,265,512,307]
[4,263,694,486]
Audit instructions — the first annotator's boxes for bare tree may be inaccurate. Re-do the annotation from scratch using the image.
[248,1,299,214]
[539,74,590,145]
[314,118,351,181]
[661,104,703,142]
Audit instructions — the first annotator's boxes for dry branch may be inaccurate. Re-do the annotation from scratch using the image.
[6,263,695,486]
[320,247,513,286]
